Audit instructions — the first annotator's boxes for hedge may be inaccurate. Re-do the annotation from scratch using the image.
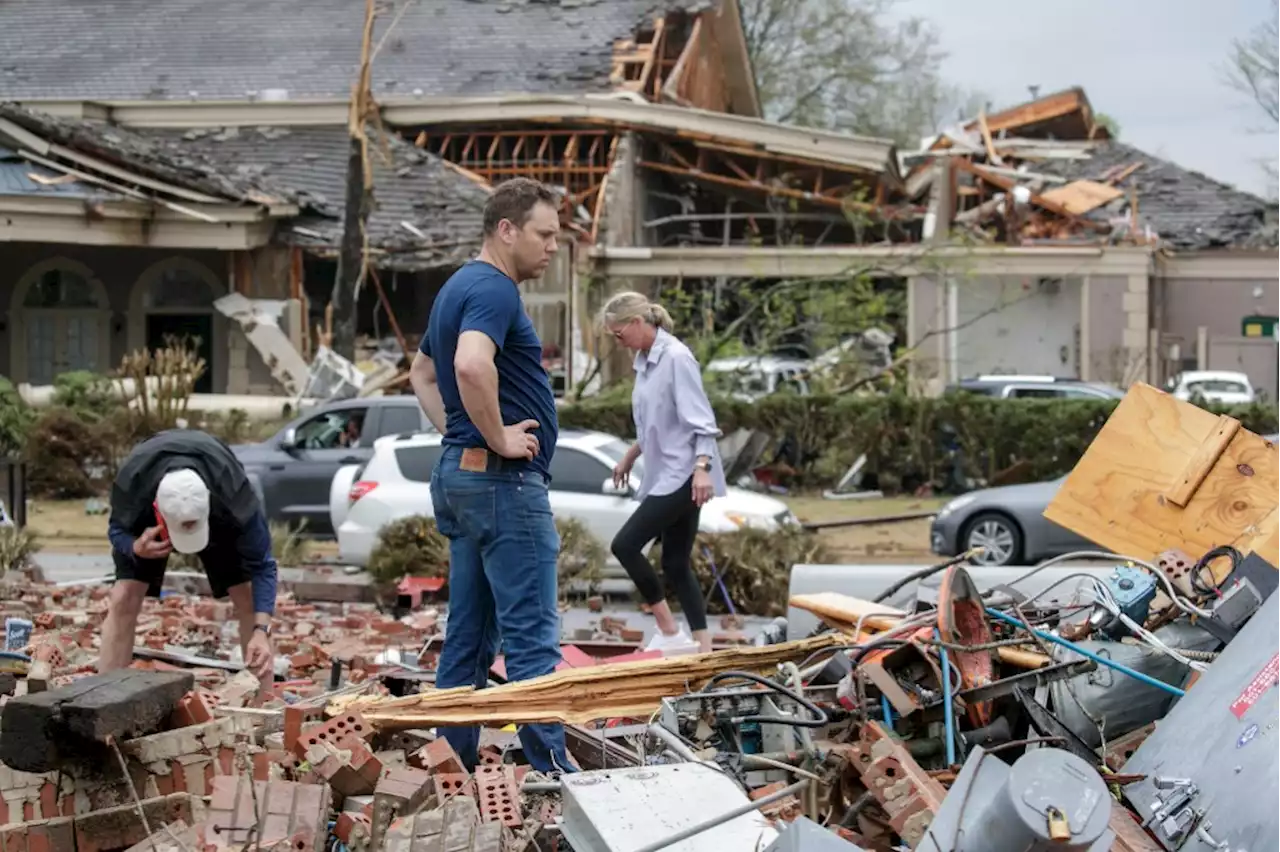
[559,394,1279,493]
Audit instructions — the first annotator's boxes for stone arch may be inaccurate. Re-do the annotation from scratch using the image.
[129,257,229,394]
[8,258,111,385]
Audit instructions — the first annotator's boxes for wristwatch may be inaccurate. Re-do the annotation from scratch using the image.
[253,623,272,637]
[694,460,712,473]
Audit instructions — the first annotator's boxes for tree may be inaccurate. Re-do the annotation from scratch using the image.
[741,0,981,145]
[1095,112,1122,138]
[1225,2,1279,125]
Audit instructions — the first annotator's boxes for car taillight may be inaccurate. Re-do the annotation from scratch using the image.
[349,481,378,503]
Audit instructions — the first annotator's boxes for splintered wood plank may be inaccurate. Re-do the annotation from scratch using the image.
[332,636,839,728]
[1039,179,1125,215]
[1044,383,1279,564]
[1109,800,1162,851]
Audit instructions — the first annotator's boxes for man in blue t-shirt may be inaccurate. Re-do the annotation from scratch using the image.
[409,177,572,773]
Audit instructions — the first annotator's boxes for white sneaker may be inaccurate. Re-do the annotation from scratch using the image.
[645,629,700,656]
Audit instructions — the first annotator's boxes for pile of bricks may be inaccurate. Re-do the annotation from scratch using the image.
[0,578,442,703]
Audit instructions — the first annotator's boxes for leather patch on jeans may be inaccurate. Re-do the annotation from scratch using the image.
[460,447,489,472]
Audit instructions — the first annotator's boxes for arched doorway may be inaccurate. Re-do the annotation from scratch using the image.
[9,259,111,385]
[130,258,225,394]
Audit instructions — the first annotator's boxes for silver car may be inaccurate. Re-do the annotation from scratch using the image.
[929,476,1089,566]
[931,433,1279,566]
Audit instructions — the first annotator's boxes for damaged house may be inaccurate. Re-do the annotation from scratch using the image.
[1,3,1276,400]
[0,0,761,396]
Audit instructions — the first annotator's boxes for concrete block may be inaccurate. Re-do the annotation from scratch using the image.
[203,776,332,851]
[72,793,203,852]
[0,670,193,773]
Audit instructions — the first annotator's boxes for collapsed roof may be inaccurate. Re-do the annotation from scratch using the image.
[0,0,716,102]
[151,125,492,269]
[908,87,1277,252]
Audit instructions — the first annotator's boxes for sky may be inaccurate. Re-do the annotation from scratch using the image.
[897,0,1279,197]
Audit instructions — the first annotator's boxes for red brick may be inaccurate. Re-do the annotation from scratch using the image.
[433,772,476,800]
[293,711,375,759]
[305,731,383,797]
[204,777,331,851]
[475,765,522,828]
[410,738,466,775]
[169,691,215,728]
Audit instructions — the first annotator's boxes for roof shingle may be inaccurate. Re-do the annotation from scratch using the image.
[0,0,706,102]
[149,125,492,268]
[1036,140,1278,251]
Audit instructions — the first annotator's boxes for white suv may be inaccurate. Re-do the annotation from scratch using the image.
[330,429,800,567]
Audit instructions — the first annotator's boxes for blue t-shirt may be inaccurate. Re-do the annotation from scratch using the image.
[420,261,558,477]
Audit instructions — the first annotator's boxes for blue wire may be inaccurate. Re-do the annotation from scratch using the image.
[0,651,31,662]
[984,607,1185,697]
[880,693,893,728]
[934,628,957,766]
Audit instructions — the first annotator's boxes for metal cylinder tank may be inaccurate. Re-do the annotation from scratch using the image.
[960,748,1111,851]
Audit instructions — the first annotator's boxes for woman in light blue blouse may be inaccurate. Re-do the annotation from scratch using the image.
[601,291,727,654]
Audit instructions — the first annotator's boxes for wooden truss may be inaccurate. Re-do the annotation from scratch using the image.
[415,127,619,225]
[639,136,904,219]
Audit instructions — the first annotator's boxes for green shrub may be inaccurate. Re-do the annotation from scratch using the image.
[0,525,40,576]
[648,526,833,617]
[561,394,1279,492]
[556,516,606,592]
[23,406,115,498]
[0,376,34,457]
[366,515,450,588]
[51,371,117,420]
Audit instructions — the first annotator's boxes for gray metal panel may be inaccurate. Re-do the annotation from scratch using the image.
[764,817,865,851]
[560,763,779,852]
[1122,591,1279,851]
[786,563,1119,641]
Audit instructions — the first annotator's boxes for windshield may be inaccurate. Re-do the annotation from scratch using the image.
[1187,380,1249,394]
[595,438,646,480]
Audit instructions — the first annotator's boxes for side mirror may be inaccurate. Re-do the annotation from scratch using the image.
[602,477,634,497]
[279,427,300,451]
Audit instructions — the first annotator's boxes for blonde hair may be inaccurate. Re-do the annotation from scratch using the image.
[601,291,674,332]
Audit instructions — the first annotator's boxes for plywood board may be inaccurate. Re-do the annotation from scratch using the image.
[1044,383,1279,565]
[1039,179,1124,215]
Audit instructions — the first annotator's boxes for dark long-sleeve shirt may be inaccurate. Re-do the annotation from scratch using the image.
[108,510,278,614]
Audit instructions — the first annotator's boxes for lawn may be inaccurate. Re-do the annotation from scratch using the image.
[23,493,942,564]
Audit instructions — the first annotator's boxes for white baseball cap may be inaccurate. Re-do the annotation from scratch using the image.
[155,468,211,554]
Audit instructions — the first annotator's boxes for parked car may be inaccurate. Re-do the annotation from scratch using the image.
[704,355,812,402]
[1167,370,1256,405]
[330,429,800,567]
[232,396,436,535]
[932,433,1279,565]
[948,375,1124,401]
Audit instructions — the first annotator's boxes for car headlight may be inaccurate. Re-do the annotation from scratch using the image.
[936,494,976,519]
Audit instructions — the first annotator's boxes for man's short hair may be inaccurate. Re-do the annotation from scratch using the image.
[482,178,559,236]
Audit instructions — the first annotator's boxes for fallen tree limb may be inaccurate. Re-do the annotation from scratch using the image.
[330,635,839,727]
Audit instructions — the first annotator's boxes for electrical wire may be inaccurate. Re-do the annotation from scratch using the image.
[1003,549,1215,618]
[1191,545,1242,597]
[934,628,957,767]
[700,671,829,728]
[1086,577,1208,672]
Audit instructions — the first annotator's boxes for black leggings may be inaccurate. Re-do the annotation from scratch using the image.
[610,476,706,632]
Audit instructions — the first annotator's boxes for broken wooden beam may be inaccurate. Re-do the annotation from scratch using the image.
[331,636,839,728]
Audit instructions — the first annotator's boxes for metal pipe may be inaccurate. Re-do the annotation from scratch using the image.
[521,781,562,793]
[647,723,703,765]
[984,608,1185,697]
[936,627,957,766]
[631,778,811,852]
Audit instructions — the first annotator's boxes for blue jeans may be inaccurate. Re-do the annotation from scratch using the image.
[429,446,572,772]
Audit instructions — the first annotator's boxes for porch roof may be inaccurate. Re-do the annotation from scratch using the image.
[143,125,492,270]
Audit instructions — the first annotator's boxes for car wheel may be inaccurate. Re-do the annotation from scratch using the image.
[962,512,1023,566]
